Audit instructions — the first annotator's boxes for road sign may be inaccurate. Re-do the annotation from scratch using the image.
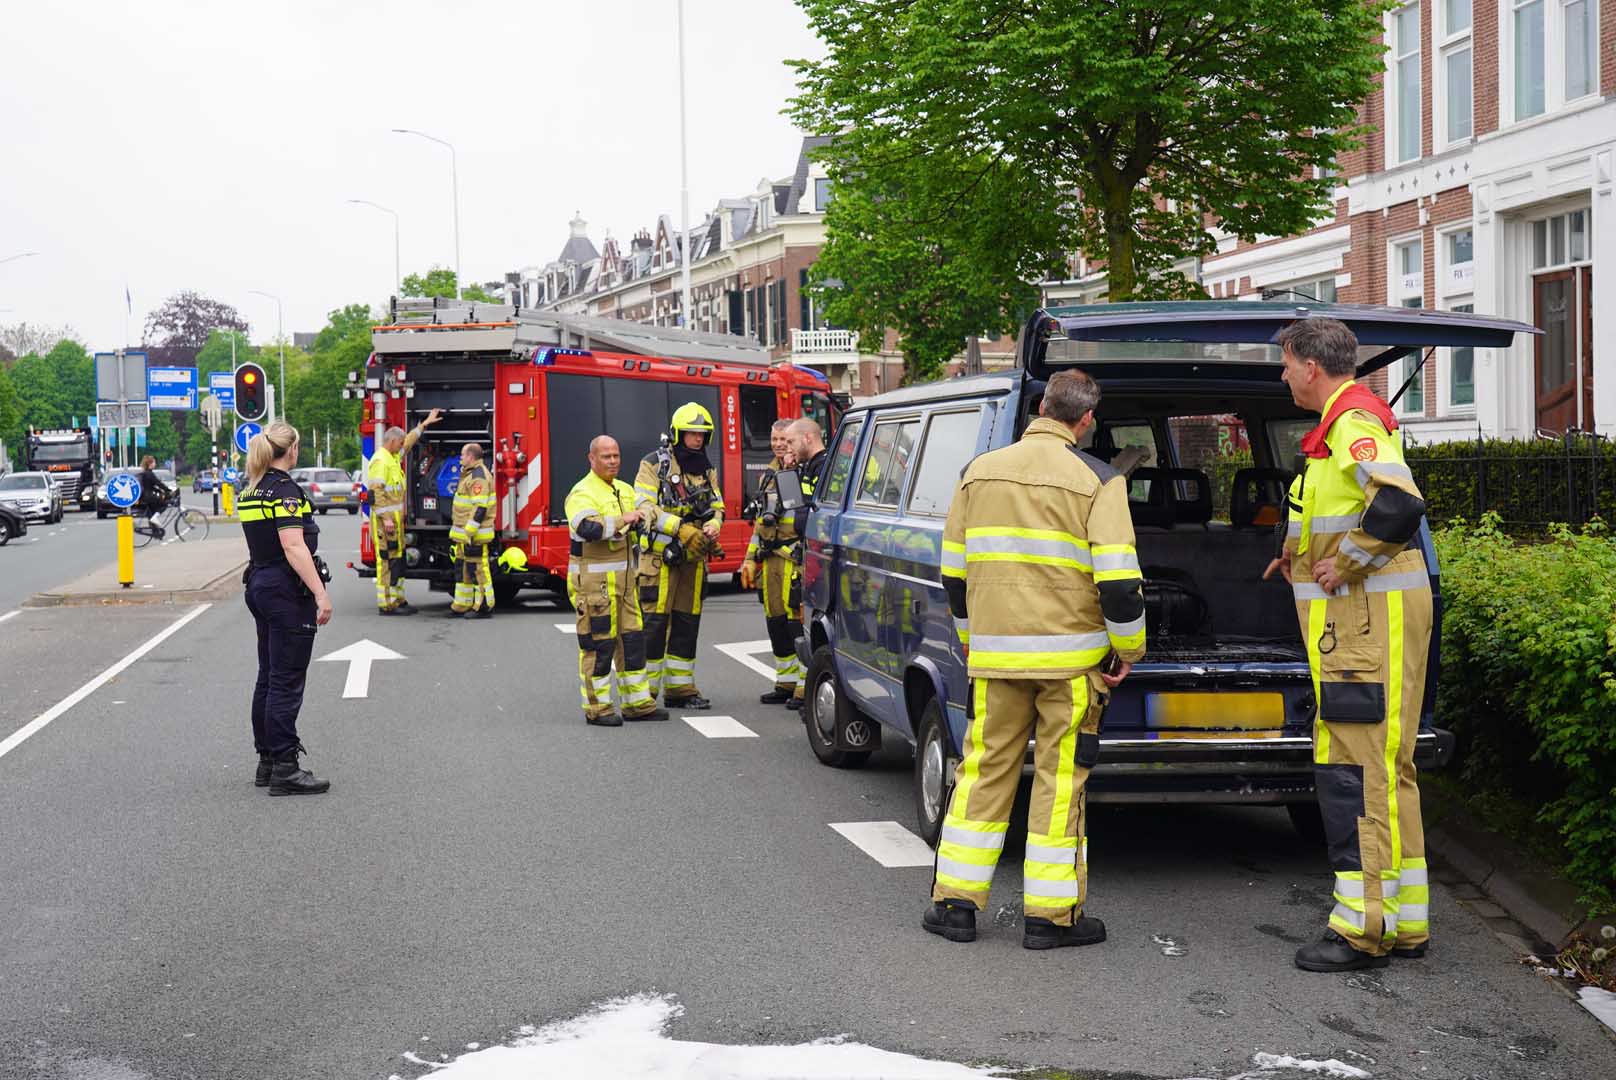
[199,395,223,436]
[148,367,198,410]
[105,471,141,509]
[96,401,151,429]
[95,351,148,402]
[208,371,236,411]
[235,421,262,453]
[223,466,242,486]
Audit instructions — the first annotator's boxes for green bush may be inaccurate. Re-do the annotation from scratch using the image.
[1434,514,1616,907]
[1408,437,1616,532]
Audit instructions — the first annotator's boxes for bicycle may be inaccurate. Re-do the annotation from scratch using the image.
[132,495,209,548]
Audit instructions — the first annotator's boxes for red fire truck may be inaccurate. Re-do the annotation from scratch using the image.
[349,300,842,604]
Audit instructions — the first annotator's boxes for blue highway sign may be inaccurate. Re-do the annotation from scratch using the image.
[235,422,262,453]
[106,472,142,509]
[209,370,236,410]
[148,367,198,410]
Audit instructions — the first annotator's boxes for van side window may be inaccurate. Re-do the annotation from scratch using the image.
[820,419,863,506]
[855,418,920,509]
[1090,421,1159,500]
[906,408,981,517]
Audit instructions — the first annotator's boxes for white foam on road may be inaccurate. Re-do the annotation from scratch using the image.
[414,993,1007,1079]
[829,820,935,868]
[713,638,776,681]
[0,610,20,624]
[1579,986,1616,1036]
[682,715,758,739]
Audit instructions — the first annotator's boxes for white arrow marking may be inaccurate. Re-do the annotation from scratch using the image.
[713,639,778,681]
[316,638,406,699]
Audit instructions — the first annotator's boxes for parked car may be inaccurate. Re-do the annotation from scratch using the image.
[794,301,1537,844]
[290,468,362,514]
[0,502,27,545]
[0,471,64,523]
[97,468,178,518]
[193,471,220,493]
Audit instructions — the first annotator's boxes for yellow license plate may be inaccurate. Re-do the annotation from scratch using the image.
[330,496,347,502]
[1146,692,1285,730]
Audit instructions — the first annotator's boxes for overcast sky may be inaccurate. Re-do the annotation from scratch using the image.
[0,0,825,351]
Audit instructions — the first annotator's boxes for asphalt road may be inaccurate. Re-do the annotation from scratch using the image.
[1,512,1610,1079]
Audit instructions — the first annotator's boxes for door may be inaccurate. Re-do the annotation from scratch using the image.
[1533,269,1593,433]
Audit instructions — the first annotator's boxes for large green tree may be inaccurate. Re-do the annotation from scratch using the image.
[285,304,375,470]
[0,363,22,467]
[401,267,501,304]
[790,0,1388,375]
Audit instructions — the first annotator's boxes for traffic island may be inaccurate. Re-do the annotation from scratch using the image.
[25,527,247,608]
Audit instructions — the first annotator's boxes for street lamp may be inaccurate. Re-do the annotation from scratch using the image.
[249,290,285,420]
[0,251,39,267]
[676,0,692,329]
[392,128,461,300]
[347,199,401,299]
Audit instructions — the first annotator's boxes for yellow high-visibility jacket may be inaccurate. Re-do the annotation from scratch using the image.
[942,416,1147,679]
[565,470,676,579]
[366,427,421,512]
[448,461,496,545]
[746,458,799,563]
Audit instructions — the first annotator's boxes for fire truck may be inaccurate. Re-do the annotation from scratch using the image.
[349,298,842,603]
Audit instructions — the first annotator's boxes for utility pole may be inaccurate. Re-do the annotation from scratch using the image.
[393,129,462,299]
[349,199,401,299]
[249,290,285,420]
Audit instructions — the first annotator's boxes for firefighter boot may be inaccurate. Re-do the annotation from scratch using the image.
[1023,915,1107,950]
[759,689,792,705]
[1392,941,1429,959]
[268,746,330,796]
[624,708,671,722]
[1294,931,1390,972]
[922,900,978,943]
[254,753,273,788]
[586,713,623,728]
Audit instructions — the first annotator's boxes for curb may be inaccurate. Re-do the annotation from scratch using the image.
[24,560,247,609]
[1425,817,1585,949]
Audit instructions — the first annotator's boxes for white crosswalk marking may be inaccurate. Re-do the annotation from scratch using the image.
[829,821,935,868]
[713,639,776,681]
[554,622,576,633]
[682,715,758,739]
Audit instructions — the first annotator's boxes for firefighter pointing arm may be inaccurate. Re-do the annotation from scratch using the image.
[366,408,443,614]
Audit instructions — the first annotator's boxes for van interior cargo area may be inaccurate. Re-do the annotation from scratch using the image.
[1133,523,1304,662]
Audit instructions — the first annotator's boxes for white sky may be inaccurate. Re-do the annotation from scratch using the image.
[0,0,824,350]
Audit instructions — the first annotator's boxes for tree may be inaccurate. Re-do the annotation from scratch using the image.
[0,363,21,467]
[10,340,96,432]
[0,322,78,364]
[285,304,372,469]
[142,292,249,354]
[401,267,500,304]
[791,0,1387,310]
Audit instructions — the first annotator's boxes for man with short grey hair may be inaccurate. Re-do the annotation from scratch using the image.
[366,408,442,614]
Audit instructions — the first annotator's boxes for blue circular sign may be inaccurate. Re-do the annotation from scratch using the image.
[106,471,142,509]
[235,422,262,453]
[222,467,242,486]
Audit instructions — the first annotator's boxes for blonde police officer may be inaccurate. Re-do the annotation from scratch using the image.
[1264,318,1433,973]
[926,369,1145,950]
[366,408,443,614]
[447,442,497,618]
[741,419,804,704]
[635,403,724,710]
[567,435,677,726]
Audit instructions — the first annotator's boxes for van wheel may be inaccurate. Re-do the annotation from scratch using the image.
[1287,801,1327,845]
[347,506,359,515]
[803,644,871,769]
[913,697,956,847]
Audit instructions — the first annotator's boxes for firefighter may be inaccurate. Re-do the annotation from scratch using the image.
[1263,317,1432,973]
[447,442,497,618]
[635,403,725,710]
[783,418,829,712]
[366,408,443,615]
[741,419,804,704]
[567,435,675,726]
[925,369,1144,949]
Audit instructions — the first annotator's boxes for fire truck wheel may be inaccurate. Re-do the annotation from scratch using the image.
[494,582,521,606]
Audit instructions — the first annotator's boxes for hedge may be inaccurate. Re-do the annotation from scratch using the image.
[1408,437,1616,532]
[1433,515,1616,907]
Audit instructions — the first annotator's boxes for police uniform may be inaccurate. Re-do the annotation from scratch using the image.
[565,469,677,724]
[635,403,725,708]
[745,458,804,702]
[449,459,497,615]
[1286,380,1432,969]
[366,425,421,612]
[928,416,1146,946]
[237,467,329,794]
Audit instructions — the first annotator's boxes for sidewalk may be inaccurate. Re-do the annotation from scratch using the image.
[26,525,247,607]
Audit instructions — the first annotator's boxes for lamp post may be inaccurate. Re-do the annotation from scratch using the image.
[347,199,401,299]
[676,0,692,329]
[249,290,285,420]
[392,129,461,300]
[0,251,39,267]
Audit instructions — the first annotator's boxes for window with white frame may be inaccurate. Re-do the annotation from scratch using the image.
[1389,4,1423,164]
[1262,277,1338,302]
[1530,208,1592,269]
[1438,0,1473,144]
[1510,0,1599,121]
[1439,227,1476,411]
[1391,238,1425,413]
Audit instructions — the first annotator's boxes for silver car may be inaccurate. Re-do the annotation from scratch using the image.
[0,472,64,523]
[291,468,361,514]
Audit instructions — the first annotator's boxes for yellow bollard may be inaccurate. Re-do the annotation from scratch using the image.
[222,482,235,517]
[117,513,135,588]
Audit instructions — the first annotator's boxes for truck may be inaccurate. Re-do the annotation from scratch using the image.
[349,298,843,604]
[24,428,97,514]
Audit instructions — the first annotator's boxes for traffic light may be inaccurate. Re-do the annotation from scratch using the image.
[234,362,267,421]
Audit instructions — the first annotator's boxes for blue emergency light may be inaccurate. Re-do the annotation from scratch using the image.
[532,347,593,366]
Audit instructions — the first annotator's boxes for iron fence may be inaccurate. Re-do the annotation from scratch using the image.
[1408,433,1614,533]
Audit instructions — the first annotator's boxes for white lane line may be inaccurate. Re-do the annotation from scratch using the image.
[713,639,777,681]
[829,821,936,868]
[682,714,758,739]
[0,603,212,764]
[0,610,19,624]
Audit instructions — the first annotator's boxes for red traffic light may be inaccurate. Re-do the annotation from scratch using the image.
[242,371,258,385]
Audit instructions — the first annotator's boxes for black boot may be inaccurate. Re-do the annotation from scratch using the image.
[1294,931,1389,972]
[1391,940,1429,959]
[470,608,492,620]
[267,745,330,796]
[624,708,671,722]
[922,900,978,942]
[380,606,418,616]
[785,696,803,711]
[1023,915,1107,950]
[759,688,793,705]
[254,753,273,788]
[666,694,712,711]
[586,713,623,727]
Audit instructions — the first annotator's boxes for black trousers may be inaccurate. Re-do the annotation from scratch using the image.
[244,563,318,755]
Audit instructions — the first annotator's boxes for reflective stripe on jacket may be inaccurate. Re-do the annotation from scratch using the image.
[365,427,420,511]
[449,462,497,545]
[942,416,1146,678]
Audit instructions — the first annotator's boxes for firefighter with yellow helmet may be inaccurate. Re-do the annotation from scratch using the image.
[635,402,725,710]
[447,442,497,618]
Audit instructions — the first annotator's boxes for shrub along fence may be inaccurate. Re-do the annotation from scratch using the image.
[1407,433,1615,534]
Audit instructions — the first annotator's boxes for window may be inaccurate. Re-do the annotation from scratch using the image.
[739,386,776,451]
[1392,239,1425,413]
[1450,302,1476,407]
[1531,209,1592,270]
[906,409,982,516]
[855,419,919,509]
[1092,421,1160,501]
[1263,277,1337,303]
[1390,4,1422,163]
[1510,0,1598,120]
[1565,0,1595,99]
[1268,419,1314,466]
[1515,0,1546,118]
[1440,0,1473,143]
[820,419,863,506]
[814,178,833,212]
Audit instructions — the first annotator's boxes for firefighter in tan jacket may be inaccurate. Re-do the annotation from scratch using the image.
[1264,317,1433,973]
[447,443,496,618]
[926,369,1145,950]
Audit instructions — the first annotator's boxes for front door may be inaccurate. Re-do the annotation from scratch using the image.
[1534,268,1594,433]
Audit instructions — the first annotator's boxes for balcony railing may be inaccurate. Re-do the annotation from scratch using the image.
[791,328,858,355]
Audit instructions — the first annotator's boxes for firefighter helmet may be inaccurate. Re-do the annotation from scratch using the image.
[670,402,715,438]
[497,547,529,572]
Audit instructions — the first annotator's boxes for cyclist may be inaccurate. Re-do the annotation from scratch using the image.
[135,456,175,536]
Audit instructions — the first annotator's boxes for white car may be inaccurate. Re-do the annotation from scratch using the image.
[0,472,64,523]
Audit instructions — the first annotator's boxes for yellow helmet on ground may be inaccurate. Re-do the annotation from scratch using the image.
[670,402,715,438]
[497,547,529,572]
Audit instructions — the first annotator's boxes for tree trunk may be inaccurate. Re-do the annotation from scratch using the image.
[1103,186,1136,301]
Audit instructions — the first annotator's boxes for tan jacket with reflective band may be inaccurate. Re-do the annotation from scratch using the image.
[449,462,496,545]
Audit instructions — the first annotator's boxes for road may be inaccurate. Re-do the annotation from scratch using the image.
[0,512,1610,1079]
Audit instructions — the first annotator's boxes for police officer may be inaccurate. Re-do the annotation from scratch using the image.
[366,408,444,614]
[783,418,829,712]
[1263,318,1433,972]
[237,421,332,796]
[635,403,724,710]
[741,420,804,704]
[925,370,1144,949]
[567,435,676,726]
[448,442,497,618]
